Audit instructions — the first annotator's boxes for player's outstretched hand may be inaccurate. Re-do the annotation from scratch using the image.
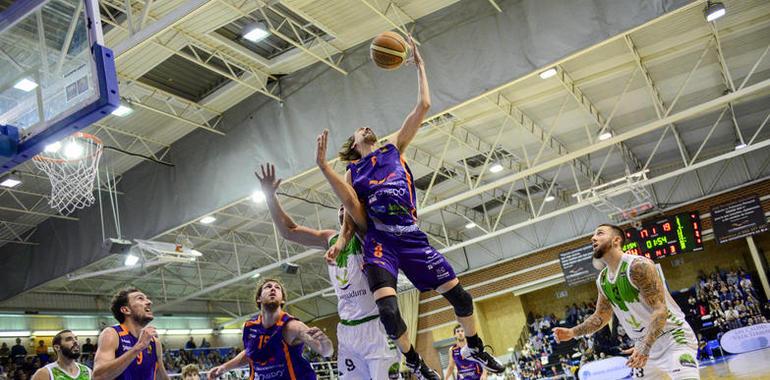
[316,129,330,169]
[324,241,343,265]
[407,35,422,67]
[207,365,225,380]
[133,326,157,352]
[255,163,282,196]
[552,327,575,343]
[307,327,333,357]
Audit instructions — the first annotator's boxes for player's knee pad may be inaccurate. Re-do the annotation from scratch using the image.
[443,283,474,317]
[375,295,407,340]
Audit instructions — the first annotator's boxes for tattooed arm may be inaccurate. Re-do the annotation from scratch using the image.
[626,257,668,367]
[553,291,613,342]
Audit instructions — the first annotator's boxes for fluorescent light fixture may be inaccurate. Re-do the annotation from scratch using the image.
[220,329,242,334]
[539,68,557,79]
[44,141,62,153]
[14,78,38,92]
[598,132,612,141]
[63,142,84,159]
[0,173,21,188]
[190,329,213,335]
[507,347,514,352]
[71,330,100,336]
[489,163,503,173]
[0,331,31,337]
[251,190,266,203]
[735,141,747,150]
[544,195,556,202]
[124,254,139,266]
[243,21,269,42]
[200,216,216,224]
[705,1,726,22]
[111,105,134,117]
[165,329,191,335]
[251,272,261,279]
[465,222,476,229]
[189,249,203,257]
[32,330,61,336]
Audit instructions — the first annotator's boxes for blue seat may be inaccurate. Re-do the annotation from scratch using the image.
[706,340,724,358]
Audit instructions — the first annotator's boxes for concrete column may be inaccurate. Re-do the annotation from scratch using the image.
[746,236,770,301]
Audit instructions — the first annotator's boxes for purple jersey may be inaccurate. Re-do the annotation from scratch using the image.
[242,312,316,380]
[348,143,456,291]
[348,143,419,233]
[451,344,483,380]
[111,325,159,380]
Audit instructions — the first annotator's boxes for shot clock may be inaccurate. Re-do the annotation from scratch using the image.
[622,212,703,259]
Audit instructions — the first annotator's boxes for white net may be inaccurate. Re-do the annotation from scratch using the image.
[32,132,103,215]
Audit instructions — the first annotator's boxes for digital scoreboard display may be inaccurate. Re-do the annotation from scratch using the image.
[622,212,703,260]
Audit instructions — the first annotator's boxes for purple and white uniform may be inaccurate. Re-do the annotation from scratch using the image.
[111,325,159,380]
[450,344,483,380]
[348,143,456,291]
[242,312,317,380]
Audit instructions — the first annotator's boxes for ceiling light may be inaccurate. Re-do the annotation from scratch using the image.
[71,330,100,336]
[220,329,241,334]
[251,272,261,279]
[200,216,216,224]
[14,78,38,92]
[735,142,747,150]
[507,347,514,352]
[598,132,612,141]
[243,21,269,42]
[190,329,213,335]
[465,222,476,229]
[165,329,191,335]
[111,105,134,117]
[63,141,84,159]
[489,163,503,173]
[0,331,31,337]
[705,1,726,22]
[544,195,556,202]
[44,141,62,153]
[251,190,266,203]
[539,68,557,79]
[0,172,21,188]
[124,254,139,266]
[32,331,61,336]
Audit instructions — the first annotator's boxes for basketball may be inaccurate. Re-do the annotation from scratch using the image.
[370,31,409,70]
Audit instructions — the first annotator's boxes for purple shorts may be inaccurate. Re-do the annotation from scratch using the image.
[363,228,457,291]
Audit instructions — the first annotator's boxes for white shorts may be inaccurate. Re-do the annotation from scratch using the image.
[337,317,401,380]
[632,328,700,380]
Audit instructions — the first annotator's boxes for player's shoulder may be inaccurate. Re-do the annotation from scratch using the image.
[628,254,654,271]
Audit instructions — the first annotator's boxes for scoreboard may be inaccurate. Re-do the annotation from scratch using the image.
[622,212,703,259]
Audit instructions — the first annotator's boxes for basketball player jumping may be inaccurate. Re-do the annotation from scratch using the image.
[32,330,92,380]
[553,224,700,379]
[208,278,333,380]
[93,288,170,380]
[255,162,401,379]
[314,36,504,378]
[445,325,487,380]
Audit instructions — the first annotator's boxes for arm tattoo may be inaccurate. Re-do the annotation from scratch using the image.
[630,257,667,356]
[572,292,613,337]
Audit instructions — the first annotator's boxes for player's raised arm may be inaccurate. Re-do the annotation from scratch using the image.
[394,36,430,154]
[208,350,248,380]
[93,327,152,380]
[257,162,336,249]
[285,320,334,358]
[625,257,667,368]
[315,129,367,230]
[553,291,613,342]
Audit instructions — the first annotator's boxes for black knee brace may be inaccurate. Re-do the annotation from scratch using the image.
[376,295,407,340]
[443,283,474,317]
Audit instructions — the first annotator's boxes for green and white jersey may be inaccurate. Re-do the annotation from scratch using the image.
[596,254,690,341]
[43,362,92,380]
[328,234,378,322]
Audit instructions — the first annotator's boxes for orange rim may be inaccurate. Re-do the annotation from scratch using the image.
[32,132,103,163]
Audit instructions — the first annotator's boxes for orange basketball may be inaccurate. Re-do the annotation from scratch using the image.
[370,31,409,70]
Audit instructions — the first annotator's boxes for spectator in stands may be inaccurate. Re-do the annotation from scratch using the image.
[185,337,196,350]
[10,339,25,365]
[199,339,210,349]
[80,338,94,357]
[33,342,46,359]
[0,343,9,365]
[181,364,200,380]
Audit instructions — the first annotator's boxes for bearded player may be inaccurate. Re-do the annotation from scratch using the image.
[553,224,699,379]
[32,330,92,380]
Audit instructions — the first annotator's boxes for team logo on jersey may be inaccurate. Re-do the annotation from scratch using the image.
[388,363,400,379]
[626,315,642,330]
[335,267,351,290]
[678,353,697,368]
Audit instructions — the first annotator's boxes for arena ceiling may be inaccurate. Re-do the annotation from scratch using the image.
[2,0,770,324]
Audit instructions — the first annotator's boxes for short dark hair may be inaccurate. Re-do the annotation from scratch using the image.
[454,324,462,333]
[52,330,72,347]
[111,287,142,323]
[598,223,625,245]
[255,278,286,308]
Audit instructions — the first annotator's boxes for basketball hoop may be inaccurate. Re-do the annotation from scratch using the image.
[32,132,103,215]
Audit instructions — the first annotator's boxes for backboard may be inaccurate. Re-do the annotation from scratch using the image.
[0,0,118,173]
